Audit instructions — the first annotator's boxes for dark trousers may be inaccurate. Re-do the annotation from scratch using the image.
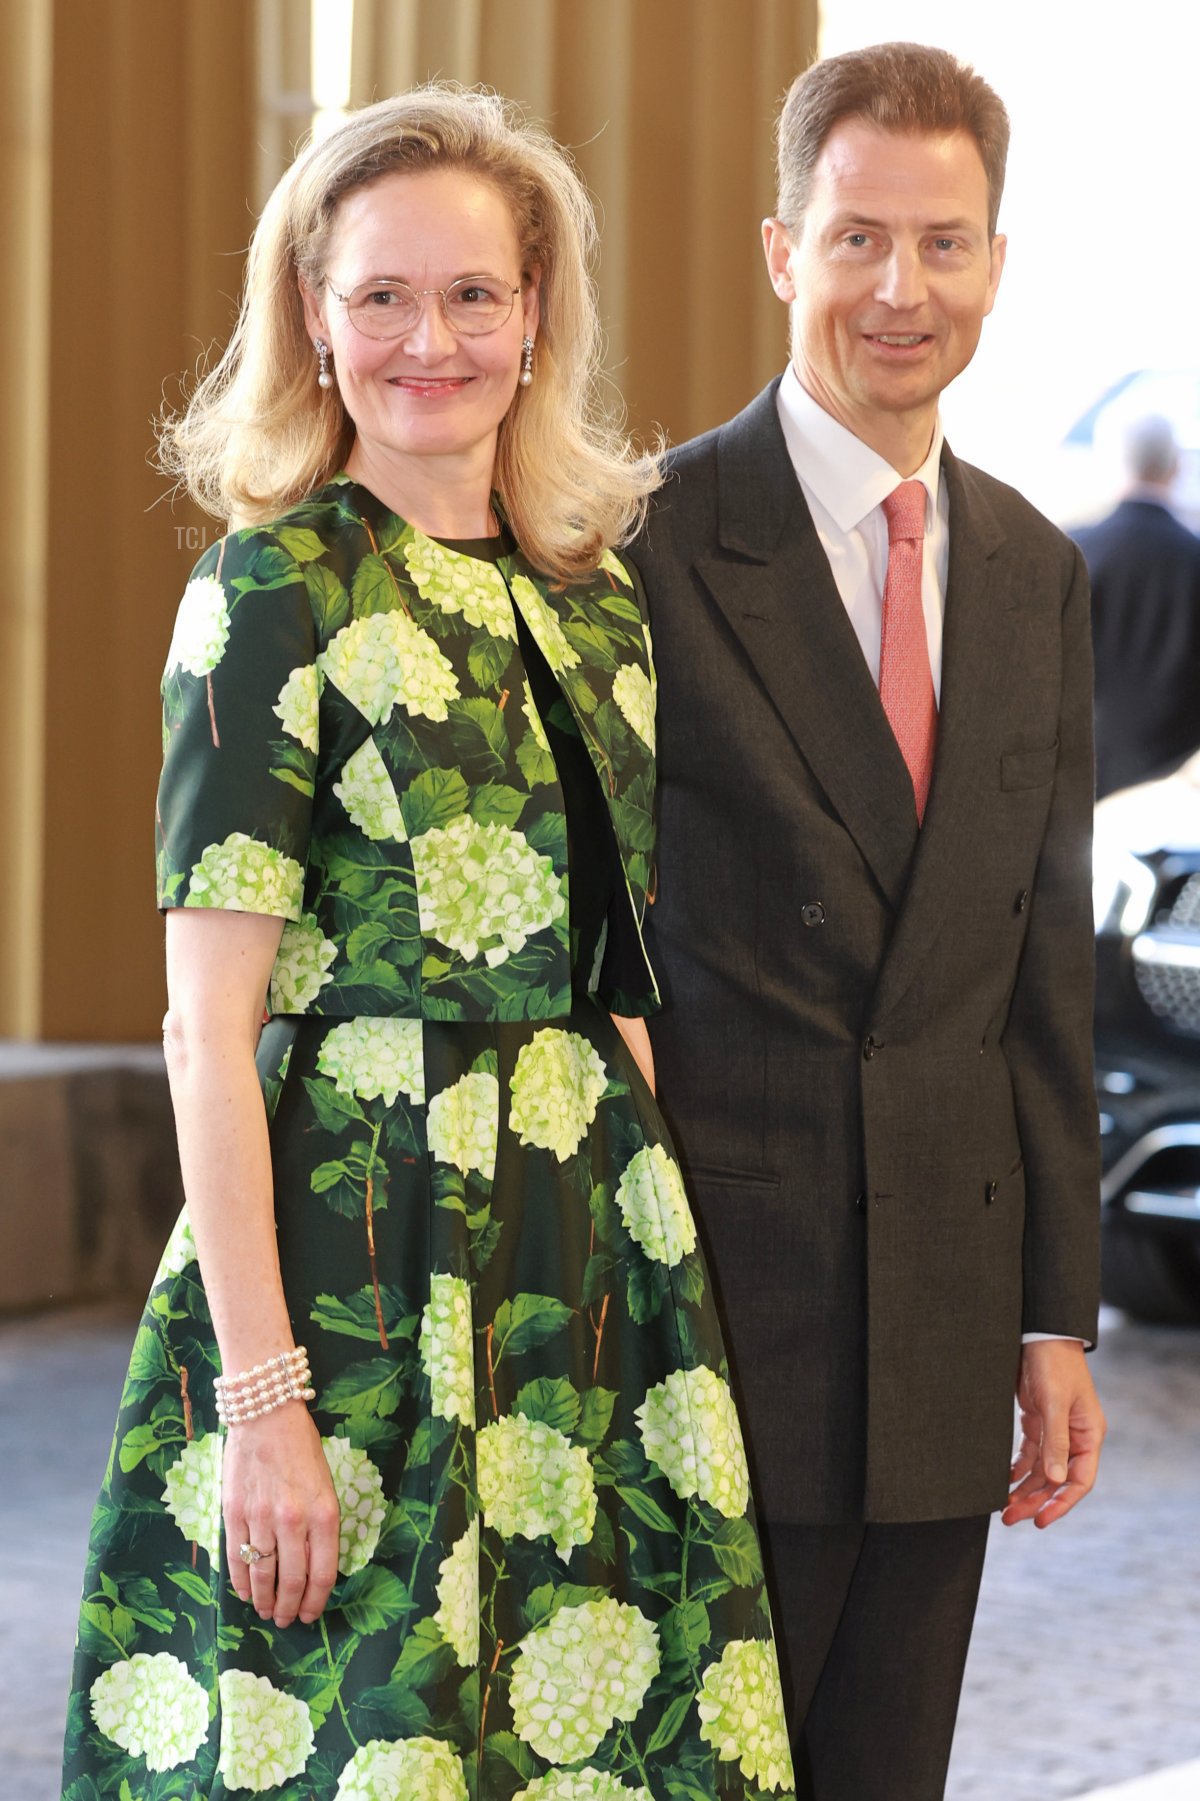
[760,1514,991,1801]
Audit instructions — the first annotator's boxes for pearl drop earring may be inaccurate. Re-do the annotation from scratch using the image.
[316,340,334,390]
[519,336,534,387]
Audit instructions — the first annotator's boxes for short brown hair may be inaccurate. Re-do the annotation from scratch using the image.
[776,41,1010,237]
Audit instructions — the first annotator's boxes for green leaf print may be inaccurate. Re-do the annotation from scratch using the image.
[467,633,511,690]
[320,1353,406,1419]
[304,560,351,635]
[468,781,526,829]
[352,551,400,616]
[645,1688,697,1757]
[481,1730,540,1782]
[302,1076,370,1135]
[246,542,298,589]
[78,1599,136,1661]
[373,1496,433,1559]
[401,766,471,834]
[521,1581,609,1632]
[126,1324,173,1393]
[513,1375,582,1435]
[165,1566,213,1607]
[626,1258,670,1324]
[355,1679,433,1738]
[311,1285,416,1343]
[332,1565,414,1634]
[390,1615,457,1689]
[446,697,511,781]
[117,1416,185,1477]
[491,1292,573,1361]
[104,1573,176,1634]
[515,727,557,791]
[616,1484,679,1534]
[275,526,327,563]
[576,1385,618,1449]
[708,1516,765,1587]
[269,740,315,798]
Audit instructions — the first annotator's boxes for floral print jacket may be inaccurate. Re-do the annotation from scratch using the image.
[156,476,660,1021]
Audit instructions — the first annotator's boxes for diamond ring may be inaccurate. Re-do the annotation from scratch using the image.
[239,1542,276,1565]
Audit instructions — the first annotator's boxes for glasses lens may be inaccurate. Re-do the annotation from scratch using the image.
[444,276,516,335]
[347,282,420,338]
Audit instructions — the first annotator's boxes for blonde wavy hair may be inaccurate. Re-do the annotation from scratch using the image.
[159,85,661,579]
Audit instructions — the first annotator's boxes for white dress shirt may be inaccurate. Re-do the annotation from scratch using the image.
[775,364,1077,1350]
[775,360,949,696]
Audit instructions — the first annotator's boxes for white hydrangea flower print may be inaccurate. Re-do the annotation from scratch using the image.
[511,574,580,673]
[158,1206,198,1280]
[161,1432,223,1562]
[516,1770,652,1801]
[403,530,517,642]
[427,1071,500,1180]
[697,1638,793,1792]
[318,610,459,725]
[615,1143,697,1268]
[90,1652,209,1773]
[509,1598,660,1764]
[635,1365,750,1520]
[272,663,319,751]
[164,574,230,679]
[611,663,656,753]
[522,678,550,752]
[410,815,566,967]
[509,1029,609,1163]
[420,1274,475,1426]
[332,738,407,843]
[333,1735,469,1801]
[217,1668,315,1792]
[477,1414,597,1560]
[184,832,304,918]
[322,1437,386,1576]
[434,1516,479,1667]
[316,1017,426,1107]
[269,913,337,1013]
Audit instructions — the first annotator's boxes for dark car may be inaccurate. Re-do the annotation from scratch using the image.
[1093,755,1200,1321]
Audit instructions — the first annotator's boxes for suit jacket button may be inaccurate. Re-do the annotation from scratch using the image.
[1014,889,1029,914]
[855,1191,867,1213]
[863,1035,882,1060]
[985,1179,998,1204]
[801,901,826,927]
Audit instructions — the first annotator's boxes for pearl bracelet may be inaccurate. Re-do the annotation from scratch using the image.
[214,1346,316,1426]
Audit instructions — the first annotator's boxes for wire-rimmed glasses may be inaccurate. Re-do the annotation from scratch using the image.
[326,274,521,339]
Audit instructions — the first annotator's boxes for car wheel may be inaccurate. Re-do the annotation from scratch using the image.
[1100,1217,1200,1323]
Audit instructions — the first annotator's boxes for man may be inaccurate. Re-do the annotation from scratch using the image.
[1073,414,1200,797]
[639,42,1105,1801]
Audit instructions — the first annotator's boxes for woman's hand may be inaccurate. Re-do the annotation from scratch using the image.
[223,1405,341,1627]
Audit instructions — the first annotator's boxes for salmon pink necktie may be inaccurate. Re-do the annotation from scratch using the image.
[879,480,938,823]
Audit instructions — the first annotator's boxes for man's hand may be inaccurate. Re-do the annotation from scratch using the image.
[1002,1340,1106,1528]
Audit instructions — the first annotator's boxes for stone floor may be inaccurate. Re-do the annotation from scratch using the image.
[2,1302,1197,1800]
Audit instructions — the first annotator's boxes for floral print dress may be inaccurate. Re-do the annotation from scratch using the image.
[60,480,795,1801]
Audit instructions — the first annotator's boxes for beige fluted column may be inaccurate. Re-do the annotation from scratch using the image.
[0,0,52,1038]
[22,0,258,1040]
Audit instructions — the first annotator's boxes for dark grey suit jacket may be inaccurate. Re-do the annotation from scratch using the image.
[637,381,1100,1526]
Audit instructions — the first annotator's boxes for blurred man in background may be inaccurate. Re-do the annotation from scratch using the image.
[1073,415,1200,798]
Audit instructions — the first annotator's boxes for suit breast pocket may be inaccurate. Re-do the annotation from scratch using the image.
[1000,741,1059,790]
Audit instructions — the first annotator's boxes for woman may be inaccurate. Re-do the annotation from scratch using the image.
[62,87,793,1800]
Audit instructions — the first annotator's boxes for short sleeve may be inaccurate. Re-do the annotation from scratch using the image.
[155,529,317,919]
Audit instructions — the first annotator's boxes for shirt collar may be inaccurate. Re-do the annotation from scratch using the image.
[776,361,944,533]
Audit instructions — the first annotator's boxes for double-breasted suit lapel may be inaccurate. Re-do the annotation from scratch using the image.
[693,382,919,913]
[693,384,1014,1024]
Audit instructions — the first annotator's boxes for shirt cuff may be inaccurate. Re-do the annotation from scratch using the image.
[1022,1332,1091,1347]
